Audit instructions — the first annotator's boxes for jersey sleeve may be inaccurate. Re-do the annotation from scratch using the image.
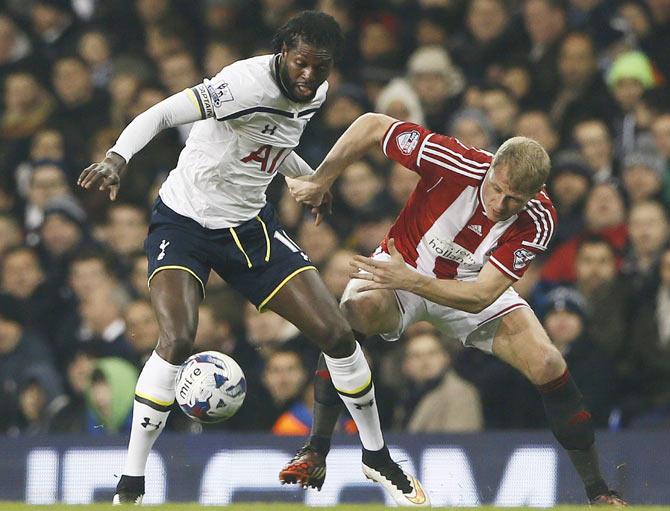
[189,61,259,121]
[488,196,557,280]
[380,121,493,185]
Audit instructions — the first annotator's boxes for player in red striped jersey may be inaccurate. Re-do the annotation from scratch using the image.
[280,113,627,506]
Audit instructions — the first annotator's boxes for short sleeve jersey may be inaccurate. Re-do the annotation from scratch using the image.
[158,55,327,228]
[380,121,557,281]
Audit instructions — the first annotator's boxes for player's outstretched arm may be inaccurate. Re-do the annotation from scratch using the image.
[351,239,513,314]
[77,90,201,200]
[286,113,397,206]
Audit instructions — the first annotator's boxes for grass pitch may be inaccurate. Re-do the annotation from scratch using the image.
[3,505,669,511]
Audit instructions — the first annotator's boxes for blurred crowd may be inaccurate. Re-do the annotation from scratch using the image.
[0,0,669,437]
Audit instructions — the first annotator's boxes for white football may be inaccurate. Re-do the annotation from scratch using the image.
[175,351,246,423]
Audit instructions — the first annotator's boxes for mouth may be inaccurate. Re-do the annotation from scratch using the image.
[294,83,315,96]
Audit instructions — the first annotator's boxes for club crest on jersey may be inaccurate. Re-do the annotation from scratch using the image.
[513,248,535,270]
[207,82,234,107]
[396,130,420,155]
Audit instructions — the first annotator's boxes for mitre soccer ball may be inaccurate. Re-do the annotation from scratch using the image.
[175,351,246,423]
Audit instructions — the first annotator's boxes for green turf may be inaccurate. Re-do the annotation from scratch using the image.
[3,505,670,511]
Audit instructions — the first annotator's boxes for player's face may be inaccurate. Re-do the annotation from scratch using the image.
[279,40,333,102]
[482,164,535,222]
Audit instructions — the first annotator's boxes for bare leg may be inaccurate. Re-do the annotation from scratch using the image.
[115,269,201,502]
[492,308,615,503]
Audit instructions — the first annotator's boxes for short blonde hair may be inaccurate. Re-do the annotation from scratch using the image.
[491,136,551,194]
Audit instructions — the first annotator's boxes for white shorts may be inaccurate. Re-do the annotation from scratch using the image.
[372,252,530,353]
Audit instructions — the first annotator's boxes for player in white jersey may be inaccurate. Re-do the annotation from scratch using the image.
[77,13,427,507]
[281,113,627,506]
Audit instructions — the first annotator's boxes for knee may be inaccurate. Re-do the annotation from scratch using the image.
[340,292,380,335]
[317,315,356,357]
[528,345,567,385]
[156,330,196,364]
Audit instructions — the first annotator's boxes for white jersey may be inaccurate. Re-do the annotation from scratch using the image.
[157,54,327,228]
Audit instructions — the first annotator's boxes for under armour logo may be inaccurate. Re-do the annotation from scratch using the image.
[157,239,170,261]
[354,399,374,410]
[140,417,162,430]
[262,124,277,135]
[467,224,483,236]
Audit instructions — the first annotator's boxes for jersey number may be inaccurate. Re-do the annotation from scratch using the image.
[240,145,287,174]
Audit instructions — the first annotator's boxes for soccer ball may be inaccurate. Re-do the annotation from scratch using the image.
[175,351,246,423]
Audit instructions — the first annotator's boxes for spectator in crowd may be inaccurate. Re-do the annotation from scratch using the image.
[621,146,666,205]
[0,294,58,434]
[50,55,110,162]
[0,245,69,342]
[84,357,137,435]
[16,363,68,434]
[395,330,483,433]
[541,181,628,283]
[29,0,80,60]
[375,78,425,125]
[0,214,23,258]
[626,245,670,426]
[0,71,55,148]
[49,349,95,432]
[448,108,496,152]
[623,200,669,291]
[521,0,568,107]
[514,110,560,156]
[480,85,519,143]
[76,284,133,361]
[452,0,520,84]
[103,202,149,275]
[606,51,658,155]
[551,31,615,142]
[572,118,618,182]
[0,14,43,77]
[407,45,465,133]
[322,249,357,301]
[573,236,629,360]
[24,161,72,243]
[77,29,113,88]
[263,348,309,432]
[651,113,670,204]
[39,195,97,286]
[297,220,340,269]
[548,150,593,246]
[541,286,616,426]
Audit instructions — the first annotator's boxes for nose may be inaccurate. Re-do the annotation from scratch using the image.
[300,67,314,82]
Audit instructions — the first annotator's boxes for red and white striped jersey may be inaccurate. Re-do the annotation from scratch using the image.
[380,121,556,281]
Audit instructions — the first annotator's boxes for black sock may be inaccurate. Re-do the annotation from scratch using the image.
[568,448,609,500]
[308,353,342,454]
[117,475,145,494]
[362,444,390,465]
[538,369,607,499]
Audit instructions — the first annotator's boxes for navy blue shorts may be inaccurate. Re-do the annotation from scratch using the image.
[145,198,316,310]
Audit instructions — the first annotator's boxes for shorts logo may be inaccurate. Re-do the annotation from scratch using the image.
[158,239,170,261]
[513,248,535,270]
[207,81,234,107]
[396,130,420,155]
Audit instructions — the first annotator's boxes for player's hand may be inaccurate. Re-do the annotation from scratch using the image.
[285,175,328,207]
[311,190,333,226]
[350,239,418,292]
[77,151,126,201]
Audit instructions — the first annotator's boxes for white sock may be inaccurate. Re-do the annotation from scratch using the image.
[324,343,385,451]
[123,351,179,477]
